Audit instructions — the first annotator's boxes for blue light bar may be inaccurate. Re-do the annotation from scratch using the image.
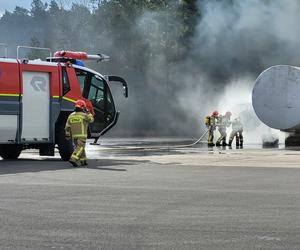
[75,59,85,67]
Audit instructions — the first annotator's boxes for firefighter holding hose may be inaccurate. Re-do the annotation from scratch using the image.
[216,111,232,146]
[65,100,94,167]
[205,111,219,147]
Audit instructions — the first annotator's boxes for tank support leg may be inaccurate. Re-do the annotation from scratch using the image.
[285,133,300,147]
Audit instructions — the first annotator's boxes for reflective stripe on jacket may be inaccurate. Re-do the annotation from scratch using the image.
[208,116,218,126]
[65,111,94,138]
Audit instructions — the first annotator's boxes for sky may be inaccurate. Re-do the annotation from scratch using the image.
[0,0,31,13]
[0,0,77,15]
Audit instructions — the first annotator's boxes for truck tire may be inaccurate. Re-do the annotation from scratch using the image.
[0,145,22,160]
[56,122,74,161]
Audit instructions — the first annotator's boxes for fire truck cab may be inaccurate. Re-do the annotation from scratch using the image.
[0,49,128,160]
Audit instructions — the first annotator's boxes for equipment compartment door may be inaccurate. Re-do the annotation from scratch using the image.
[21,72,50,141]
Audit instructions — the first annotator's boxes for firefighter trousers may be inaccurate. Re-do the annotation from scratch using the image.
[217,127,227,144]
[207,127,215,144]
[71,138,87,162]
[229,131,243,146]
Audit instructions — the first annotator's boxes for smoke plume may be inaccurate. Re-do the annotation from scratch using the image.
[1,0,299,141]
[166,0,300,141]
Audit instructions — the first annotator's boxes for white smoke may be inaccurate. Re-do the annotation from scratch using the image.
[157,0,300,140]
[106,0,300,138]
[193,0,300,75]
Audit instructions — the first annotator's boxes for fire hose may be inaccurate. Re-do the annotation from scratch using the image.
[165,129,209,148]
[119,130,209,150]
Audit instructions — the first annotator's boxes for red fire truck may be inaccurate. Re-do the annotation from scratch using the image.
[0,47,128,160]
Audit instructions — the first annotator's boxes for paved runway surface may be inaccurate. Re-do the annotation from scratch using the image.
[0,139,300,249]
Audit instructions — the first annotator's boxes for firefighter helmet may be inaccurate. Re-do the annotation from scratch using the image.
[75,99,86,109]
[225,111,232,117]
[212,111,219,117]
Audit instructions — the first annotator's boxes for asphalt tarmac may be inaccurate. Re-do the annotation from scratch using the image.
[0,139,300,249]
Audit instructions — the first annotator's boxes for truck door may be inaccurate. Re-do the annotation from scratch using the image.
[21,71,50,141]
[75,68,116,138]
[87,74,116,137]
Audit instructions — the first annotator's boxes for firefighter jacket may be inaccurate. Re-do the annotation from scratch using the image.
[218,115,231,128]
[65,111,94,139]
[232,118,243,132]
[205,115,218,128]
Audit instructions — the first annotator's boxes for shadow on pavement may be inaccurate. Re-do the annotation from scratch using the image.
[0,158,147,175]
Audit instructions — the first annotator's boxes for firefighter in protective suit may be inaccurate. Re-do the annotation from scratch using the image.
[216,111,232,146]
[205,111,219,147]
[228,117,244,147]
[65,100,94,167]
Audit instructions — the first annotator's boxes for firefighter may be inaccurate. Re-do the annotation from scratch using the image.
[228,117,244,147]
[205,111,219,147]
[216,111,232,146]
[65,99,94,167]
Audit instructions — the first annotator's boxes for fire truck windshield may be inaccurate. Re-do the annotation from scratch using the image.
[75,69,88,93]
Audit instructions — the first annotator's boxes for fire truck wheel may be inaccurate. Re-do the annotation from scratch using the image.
[56,127,74,161]
[0,145,22,160]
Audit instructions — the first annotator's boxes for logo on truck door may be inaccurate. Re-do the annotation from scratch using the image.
[30,76,47,92]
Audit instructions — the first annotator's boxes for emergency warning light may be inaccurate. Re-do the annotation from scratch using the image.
[48,51,110,63]
[75,59,85,67]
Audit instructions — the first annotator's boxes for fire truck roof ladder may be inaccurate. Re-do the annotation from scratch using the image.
[17,45,52,60]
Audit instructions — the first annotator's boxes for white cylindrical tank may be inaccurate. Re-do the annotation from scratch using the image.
[252,65,300,131]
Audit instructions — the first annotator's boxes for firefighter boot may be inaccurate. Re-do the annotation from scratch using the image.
[236,135,240,147]
[222,141,228,146]
[80,160,88,166]
[228,139,232,147]
[216,141,221,146]
[208,142,215,147]
[69,159,79,167]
